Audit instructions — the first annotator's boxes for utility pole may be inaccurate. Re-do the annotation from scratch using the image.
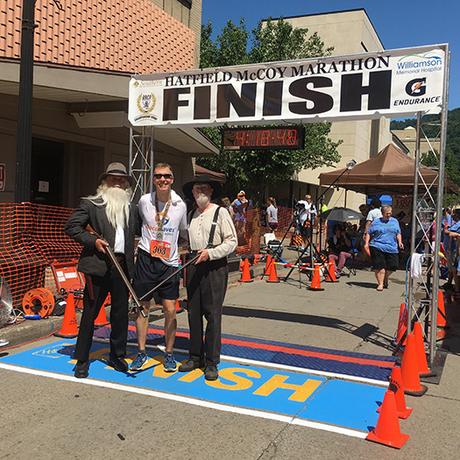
[15,0,36,202]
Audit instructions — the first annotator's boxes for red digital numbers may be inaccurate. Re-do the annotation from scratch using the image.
[225,128,302,150]
[234,130,248,146]
[286,129,297,146]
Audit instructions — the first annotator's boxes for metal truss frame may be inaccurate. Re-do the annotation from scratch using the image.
[129,126,154,200]
[407,44,450,367]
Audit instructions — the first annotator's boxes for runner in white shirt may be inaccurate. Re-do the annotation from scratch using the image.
[131,163,188,373]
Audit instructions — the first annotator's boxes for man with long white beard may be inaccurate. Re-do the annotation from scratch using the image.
[65,163,136,378]
[178,176,237,381]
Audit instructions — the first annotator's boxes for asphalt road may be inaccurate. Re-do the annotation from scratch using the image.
[1,268,459,459]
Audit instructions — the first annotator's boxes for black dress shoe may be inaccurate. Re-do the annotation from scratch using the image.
[204,365,218,381]
[74,360,89,379]
[107,356,129,373]
[178,358,204,372]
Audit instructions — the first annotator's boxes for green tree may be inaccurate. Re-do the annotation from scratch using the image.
[197,19,341,202]
[393,108,460,205]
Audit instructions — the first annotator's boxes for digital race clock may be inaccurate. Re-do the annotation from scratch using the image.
[222,127,305,151]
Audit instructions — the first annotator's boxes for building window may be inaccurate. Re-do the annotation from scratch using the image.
[178,0,192,8]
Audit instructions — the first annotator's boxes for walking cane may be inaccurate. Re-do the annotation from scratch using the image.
[138,253,199,302]
[86,225,199,317]
[86,225,147,318]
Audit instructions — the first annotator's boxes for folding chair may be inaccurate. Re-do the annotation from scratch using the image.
[341,237,359,277]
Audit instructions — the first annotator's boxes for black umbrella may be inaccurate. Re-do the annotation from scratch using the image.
[321,207,363,222]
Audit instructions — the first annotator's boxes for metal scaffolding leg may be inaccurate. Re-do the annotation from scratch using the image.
[129,126,154,200]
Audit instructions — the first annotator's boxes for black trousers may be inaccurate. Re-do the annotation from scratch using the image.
[74,262,129,362]
[186,258,228,365]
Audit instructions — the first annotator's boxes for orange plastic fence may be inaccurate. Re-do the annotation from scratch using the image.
[0,203,82,307]
[234,206,295,255]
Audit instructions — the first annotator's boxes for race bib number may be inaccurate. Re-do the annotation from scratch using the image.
[150,240,171,260]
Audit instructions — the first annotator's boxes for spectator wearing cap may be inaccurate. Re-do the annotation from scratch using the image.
[178,175,237,381]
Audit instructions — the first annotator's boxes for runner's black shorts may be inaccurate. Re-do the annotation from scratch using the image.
[133,249,180,302]
[370,247,399,271]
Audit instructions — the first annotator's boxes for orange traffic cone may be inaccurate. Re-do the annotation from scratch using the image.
[412,322,431,376]
[401,332,428,396]
[264,254,273,277]
[379,367,412,419]
[367,389,410,448]
[437,291,447,328]
[266,261,280,283]
[54,293,78,338]
[324,259,338,283]
[395,303,408,346]
[94,306,110,327]
[175,299,184,312]
[239,258,254,283]
[308,263,324,291]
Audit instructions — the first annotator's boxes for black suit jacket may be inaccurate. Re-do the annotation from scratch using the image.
[65,198,139,279]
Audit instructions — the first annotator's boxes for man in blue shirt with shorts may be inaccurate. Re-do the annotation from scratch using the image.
[364,205,404,291]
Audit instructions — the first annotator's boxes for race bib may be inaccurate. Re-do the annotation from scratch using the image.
[150,240,171,260]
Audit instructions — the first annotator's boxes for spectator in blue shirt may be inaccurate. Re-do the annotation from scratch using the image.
[445,209,460,294]
[364,206,404,291]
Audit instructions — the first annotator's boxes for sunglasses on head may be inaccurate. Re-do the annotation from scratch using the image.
[153,173,173,180]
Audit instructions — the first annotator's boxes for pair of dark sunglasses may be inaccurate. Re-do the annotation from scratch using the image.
[153,173,173,180]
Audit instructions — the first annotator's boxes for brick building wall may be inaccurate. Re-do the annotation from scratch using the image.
[0,0,196,73]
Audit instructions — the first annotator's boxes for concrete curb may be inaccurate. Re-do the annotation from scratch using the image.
[0,316,64,348]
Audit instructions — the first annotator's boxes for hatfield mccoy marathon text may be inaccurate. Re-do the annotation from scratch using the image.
[128,45,446,127]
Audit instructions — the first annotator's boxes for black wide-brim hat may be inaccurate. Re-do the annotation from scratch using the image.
[183,175,223,201]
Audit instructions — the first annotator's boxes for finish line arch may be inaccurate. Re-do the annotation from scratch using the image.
[127,43,450,368]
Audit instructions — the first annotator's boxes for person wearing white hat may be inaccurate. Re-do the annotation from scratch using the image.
[65,162,136,378]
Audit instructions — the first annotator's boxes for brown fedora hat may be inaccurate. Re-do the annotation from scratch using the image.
[99,162,134,187]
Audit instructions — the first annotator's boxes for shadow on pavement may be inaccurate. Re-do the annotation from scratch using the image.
[345,281,377,289]
[439,290,460,356]
[223,305,396,353]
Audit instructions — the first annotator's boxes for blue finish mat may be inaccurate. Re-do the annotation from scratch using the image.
[0,340,385,435]
[93,324,395,382]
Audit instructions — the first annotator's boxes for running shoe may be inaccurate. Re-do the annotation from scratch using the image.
[163,353,177,372]
[130,352,148,371]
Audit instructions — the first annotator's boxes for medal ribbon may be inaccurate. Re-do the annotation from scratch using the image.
[154,193,171,238]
